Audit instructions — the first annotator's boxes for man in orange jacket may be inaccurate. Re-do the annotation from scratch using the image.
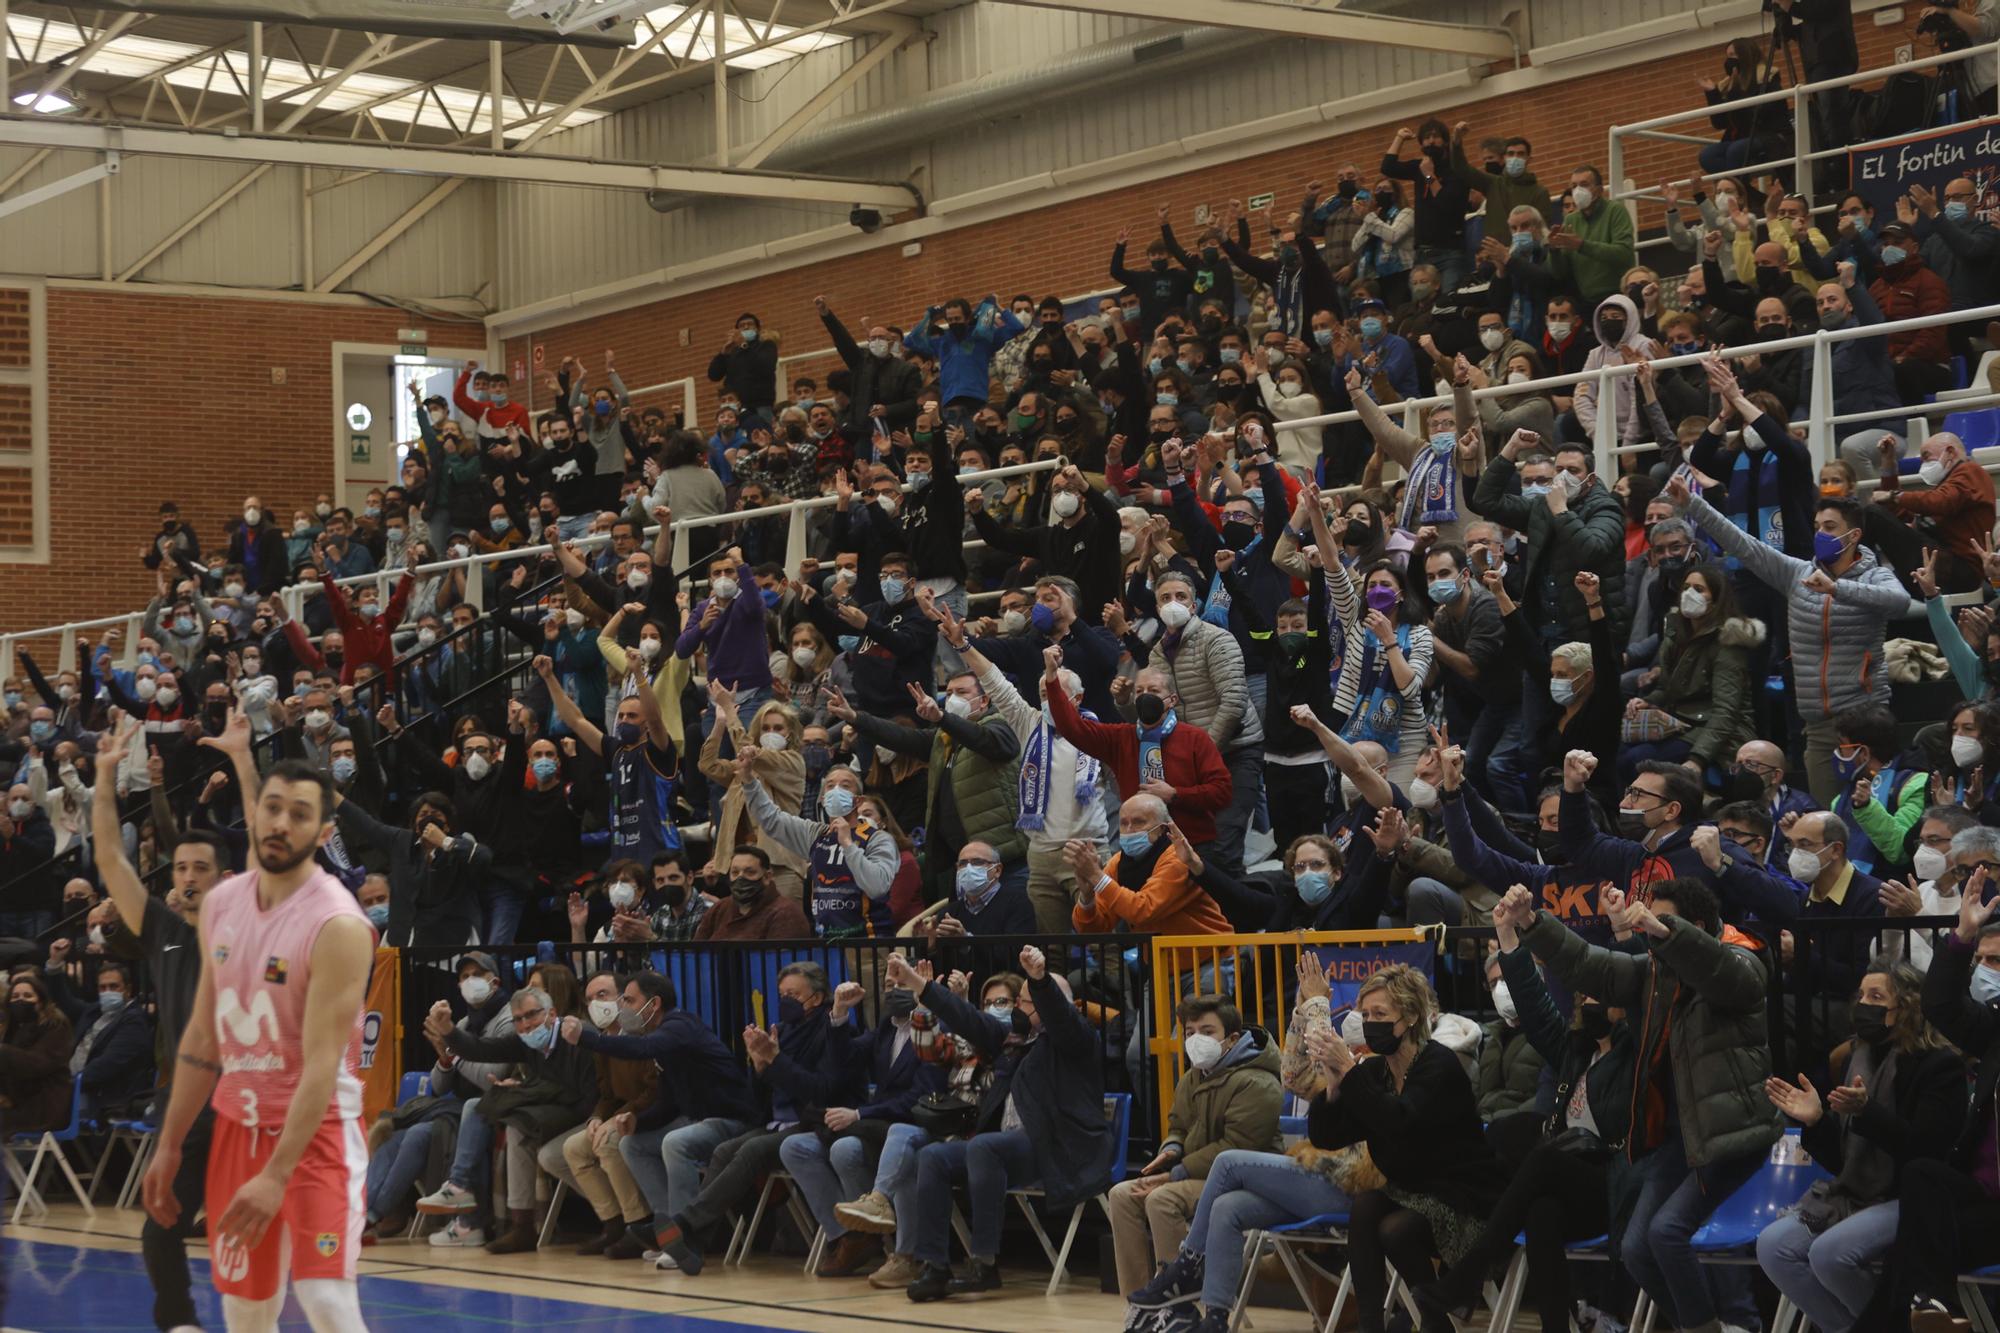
[1065,794,1231,937]
[1871,429,1997,593]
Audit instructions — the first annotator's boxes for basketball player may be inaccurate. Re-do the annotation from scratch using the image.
[141,714,377,1332]
[92,723,231,1333]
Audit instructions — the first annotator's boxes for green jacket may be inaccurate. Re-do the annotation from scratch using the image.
[1162,1026,1285,1179]
[1852,767,1928,874]
[1551,198,1637,306]
[921,710,1025,865]
[1647,613,1764,766]
[1450,139,1545,251]
[1523,911,1780,1168]
[1476,1020,1547,1121]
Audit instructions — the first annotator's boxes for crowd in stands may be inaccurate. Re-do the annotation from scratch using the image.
[15,6,2000,1328]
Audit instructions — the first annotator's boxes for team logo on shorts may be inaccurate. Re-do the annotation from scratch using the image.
[213,1232,250,1282]
[264,956,289,985]
[316,1232,340,1257]
[213,945,230,963]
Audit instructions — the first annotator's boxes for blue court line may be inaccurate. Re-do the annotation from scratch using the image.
[0,1235,1037,1333]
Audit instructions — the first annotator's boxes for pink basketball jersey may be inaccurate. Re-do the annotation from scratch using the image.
[205,865,373,1130]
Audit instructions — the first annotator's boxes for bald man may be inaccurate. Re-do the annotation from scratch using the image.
[1783,810,1884,999]
[1726,740,1818,866]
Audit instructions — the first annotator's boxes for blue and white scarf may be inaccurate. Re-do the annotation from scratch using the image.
[1020,704,1103,832]
[1399,444,1459,529]
[1202,534,1262,628]
[1137,709,1179,786]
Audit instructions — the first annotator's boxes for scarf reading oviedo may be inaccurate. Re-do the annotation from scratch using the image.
[1019,705,1103,832]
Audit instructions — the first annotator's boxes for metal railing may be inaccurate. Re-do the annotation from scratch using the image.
[1607,38,2000,230]
[0,458,1062,683]
[1274,299,2000,486]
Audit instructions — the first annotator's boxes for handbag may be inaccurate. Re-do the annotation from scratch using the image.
[1541,1076,1618,1161]
[909,1090,979,1139]
[1620,706,1689,745]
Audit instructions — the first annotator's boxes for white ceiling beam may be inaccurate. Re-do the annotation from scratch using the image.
[1007,0,1515,59]
[271,30,395,132]
[0,114,921,205]
[28,9,139,103]
[735,28,909,169]
[0,153,113,221]
[115,160,272,279]
[314,174,462,291]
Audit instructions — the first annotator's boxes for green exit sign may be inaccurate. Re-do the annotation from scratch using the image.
[1247,191,1275,211]
[400,342,426,356]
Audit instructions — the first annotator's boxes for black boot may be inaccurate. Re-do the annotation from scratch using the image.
[946,1257,1002,1296]
[577,1218,625,1256]
[907,1262,955,1302]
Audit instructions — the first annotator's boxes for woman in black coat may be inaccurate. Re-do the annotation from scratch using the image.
[1760,955,1966,1332]
[1305,962,1497,1333]
[1418,884,1643,1331]
[0,970,75,1134]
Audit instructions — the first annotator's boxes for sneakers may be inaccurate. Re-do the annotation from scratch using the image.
[650,1250,680,1270]
[427,1217,486,1247]
[415,1181,478,1215]
[653,1215,704,1275]
[835,1190,897,1235]
[1129,1250,1205,1310]
[870,1252,924,1289]
[1912,1295,1972,1332]
[945,1258,1002,1297]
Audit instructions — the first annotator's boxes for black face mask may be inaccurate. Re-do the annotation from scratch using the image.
[1031,359,1052,375]
[9,1000,37,1025]
[729,877,763,906]
[1850,1001,1891,1045]
[1599,318,1626,343]
[1337,180,1358,199]
[658,880,688,908]
[1756,267,1789,294]
[1276,244,1300,267]
[1362,1020,1401,1056]
[1344,519,1376,547]
[885,988,918,1019]
[1135,693,1167,726]
[1483,157,1503,174]
[1532,828,1564,861]
[1221,520,1257,550]
[1422,140,1446,157]
[1150,258,1169,272]
[1053,417,1079,435]
[1213,381,1241,400]
[1201,247,1220,264]
[323,650,345,670]
[1577,1004,1612,1041]
[1722,766,1767,803]
[1149,428,1175,444]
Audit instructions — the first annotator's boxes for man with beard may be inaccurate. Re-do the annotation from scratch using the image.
[141,713,376,1333]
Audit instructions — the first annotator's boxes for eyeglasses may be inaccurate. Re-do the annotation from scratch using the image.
[1620,786,1662,805]
[956,858,997,869]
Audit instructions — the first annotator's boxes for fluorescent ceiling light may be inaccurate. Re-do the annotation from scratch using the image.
[12,90,77,113]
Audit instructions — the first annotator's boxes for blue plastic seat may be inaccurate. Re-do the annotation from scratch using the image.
[7,1075,95,1225]
[397,1071,430,1105]
[1272,1211,1351,1234]
[1689,1131,1830,1252]
[1943,408,2000,452]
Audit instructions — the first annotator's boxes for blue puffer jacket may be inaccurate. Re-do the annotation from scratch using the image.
[903,298,1023,406]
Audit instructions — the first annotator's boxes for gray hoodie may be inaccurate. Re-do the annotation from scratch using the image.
[1572,293,1654,446]
[1686,493,1914,722]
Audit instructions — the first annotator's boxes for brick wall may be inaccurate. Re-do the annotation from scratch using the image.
[505,19,1910,424]
[0,289,483,640]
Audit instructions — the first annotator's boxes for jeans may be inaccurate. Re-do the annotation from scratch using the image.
[1460,697,1527,814]
[1210,747,1264,877]
[1377,875,1463,929]
[445,1097,495,1197]
[1888,1156,2000,1310]
[1621,1137,1764,1328]
[1415,245,1468,298]
[556,513,595,541]
[910,1131,1038,1265]
[1699,137,1757,174]
[1181,1149,1353,1310]
[780,1129,879,1240]
[480,872,531,947]
[1620,736,1694,784]
[877,1121,932,1254]
[681,1128,788,1232]
[620,1115,750,1228]
[1756,1203,1898,1333]
[365,1121,435,1222]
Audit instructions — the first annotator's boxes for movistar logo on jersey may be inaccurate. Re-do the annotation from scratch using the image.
[215,986,281,1047]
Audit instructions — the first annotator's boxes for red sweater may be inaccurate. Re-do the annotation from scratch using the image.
[1046,684,1232,844]
[285,571,414,686]
[454,368,532,437]
[1869,260,1951,363]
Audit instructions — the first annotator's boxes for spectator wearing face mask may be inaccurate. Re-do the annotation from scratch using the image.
[1547,166,1636,307]
[1566,293,1657,453]
[1378,120,1475,296]
[1690,363,1816,573]
[1110,219,1196,340]
[1347,369,1481,547]
[453,361,530,443]
[1222,201,1337,341]
[0,786,58,940]
[700,691,809,903]
[334,789,490,947]
[1800,262,1905,478]
[1045,653,1231,847]
[224,495,288,594]
[1475,949,1545,1120]
[1861,220,1956,402]
[1907,175,1999,357]
[1873,431,1996,595]
[814,297,923,438]
[693,846,813,940]
[289,549,417,688]
[67,959,154,1119]
[707,313,779,416]
[970,463,1124,625]
[904,297,1022,418]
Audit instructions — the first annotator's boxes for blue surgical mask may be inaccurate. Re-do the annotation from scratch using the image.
[532,757,559,783]
[173,616,196,636]
[985,1002,1014,1022]
[906,470,931,490]
[521,1021,556,1052]
[1813,530,1849,565]
[1157,392,1179,407]
[1428,431,1455,455]
[1359,317,1384,340]
[1219,348,1241,365]
[1175,358,1193,375]
[1550,677,1576,706]
[1946,201,1971,222]
[1504,156,1527,177]
[1831,748,1866,783]
[956,864,992,898]
[1029,602,1058,635]
[29,720,54,744]
[358,604,379,619]
[822,785,855,818]
[1427,577,1461,605]
[1668,340,1699,356]
[98,991,125,1014]
[491,517,511,535]
[1244,488,1264,510]
[837,634,861,653]
[1295,870,1332,905]
[879,576,906,603]
[331,756,357,784]
[1973,966,2000,1005]
[1314,328,1333,347]
[366,904,390,929]
[1521,483,1550,501]
[1118,829,1157,857]
[1147,356,1164,375]
[761,587,781,609]
[595,398,614,416]
[1880,245,1908,266]
[1510,229,1535,252]
[3,691,18,709]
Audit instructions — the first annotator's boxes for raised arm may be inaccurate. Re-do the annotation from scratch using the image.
[91,725,151,934]
[534,654,604,754]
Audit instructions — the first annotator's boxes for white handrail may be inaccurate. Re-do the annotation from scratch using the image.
[0,459,1061,683]
[1272,299,2000,489]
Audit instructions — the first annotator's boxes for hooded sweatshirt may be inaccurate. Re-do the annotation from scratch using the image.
[1161,1026,1284,1180]
[1573,294,1653,446]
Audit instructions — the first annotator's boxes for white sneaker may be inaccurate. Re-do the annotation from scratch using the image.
[415,1181,477,1214]
[428,1217,486,1247]
[653,1249,680,1270]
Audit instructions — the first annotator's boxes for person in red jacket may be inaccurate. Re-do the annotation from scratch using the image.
[1868,221,1955,405]
[454,359,531,442]
[1044,652,1232,849]
[284,550,416,687]
[1870,429,1997,593]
